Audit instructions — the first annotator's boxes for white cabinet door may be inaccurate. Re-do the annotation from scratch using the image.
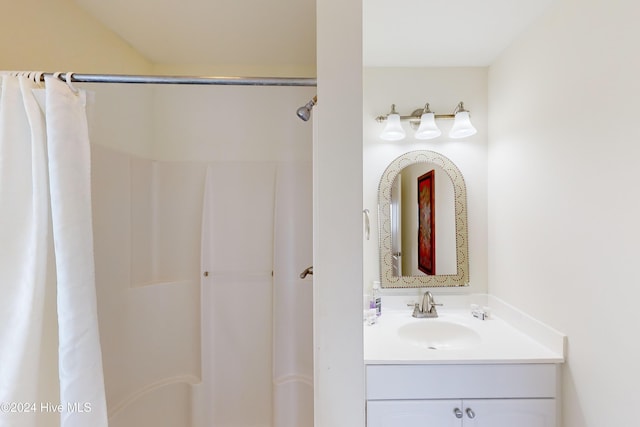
[463,399,556,427]
[367,400,463,427]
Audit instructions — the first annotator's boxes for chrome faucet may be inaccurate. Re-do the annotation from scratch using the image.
[412,291,441,318]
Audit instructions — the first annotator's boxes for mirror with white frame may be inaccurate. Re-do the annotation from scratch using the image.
[378,150,469,287]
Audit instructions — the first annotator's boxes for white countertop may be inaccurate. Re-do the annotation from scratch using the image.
[364,296,565,365]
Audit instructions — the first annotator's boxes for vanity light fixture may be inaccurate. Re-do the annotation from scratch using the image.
[449,102,477,138]
[379,104,406,141]
[375,101,476,140]
[414,103,441,140]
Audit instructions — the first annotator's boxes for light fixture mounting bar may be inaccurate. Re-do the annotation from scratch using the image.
[375,110,456,123]
[376,101,476,140]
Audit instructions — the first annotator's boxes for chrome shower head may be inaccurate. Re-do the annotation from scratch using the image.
[296,95,317,121]
[296,105,311,121]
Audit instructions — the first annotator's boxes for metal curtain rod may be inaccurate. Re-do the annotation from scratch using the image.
[38,72,317,87]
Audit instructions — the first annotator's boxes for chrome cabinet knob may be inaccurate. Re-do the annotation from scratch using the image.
[453,408,463,419]
[466,408,476,419]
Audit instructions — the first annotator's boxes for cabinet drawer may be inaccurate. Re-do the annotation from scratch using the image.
[366,364,558,400]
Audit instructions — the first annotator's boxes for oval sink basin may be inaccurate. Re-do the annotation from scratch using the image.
[397,321,481,350]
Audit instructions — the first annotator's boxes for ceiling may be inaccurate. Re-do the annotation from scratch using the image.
[74,0,555,70]
[74,0,317,69]
[364,0,556,67]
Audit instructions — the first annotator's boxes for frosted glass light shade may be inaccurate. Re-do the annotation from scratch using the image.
[415,112,441,140]
[380,114,406,141]
[449,111,477,138]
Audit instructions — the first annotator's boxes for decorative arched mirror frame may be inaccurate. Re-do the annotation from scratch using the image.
[378,150,469,288]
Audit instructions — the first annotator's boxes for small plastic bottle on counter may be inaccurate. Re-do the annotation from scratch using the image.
[371,281,382,316]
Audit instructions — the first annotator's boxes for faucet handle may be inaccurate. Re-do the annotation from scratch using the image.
[426,292,443,307]
[411,303,420,317]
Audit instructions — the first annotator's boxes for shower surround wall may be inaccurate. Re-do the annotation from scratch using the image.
[88,84,314,427]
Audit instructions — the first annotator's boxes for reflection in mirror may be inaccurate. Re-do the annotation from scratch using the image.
[391,163,456,276]
[379,150,469,287]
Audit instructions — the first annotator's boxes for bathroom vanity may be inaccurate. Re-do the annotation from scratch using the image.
[367,151,565,426]
[366,364,558,426]
[364,297,565,427]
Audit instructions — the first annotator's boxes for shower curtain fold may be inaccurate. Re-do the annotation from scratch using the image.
[45,76,108,427]
[0,75,108,427]
[0,75,52,427]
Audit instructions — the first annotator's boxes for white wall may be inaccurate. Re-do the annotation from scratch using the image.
[0,0,151,73]
[150,85,314,162]
[314,0,364,426]
[488,1,640,426]
[83,84,155,158]
[363,67,488,296]
[85,84,314,162]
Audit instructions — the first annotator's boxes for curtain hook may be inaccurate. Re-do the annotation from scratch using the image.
[65,72,79,93]
[35,71,44,85]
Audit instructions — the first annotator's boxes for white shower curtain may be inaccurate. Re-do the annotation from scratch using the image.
[0,75,108,427]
